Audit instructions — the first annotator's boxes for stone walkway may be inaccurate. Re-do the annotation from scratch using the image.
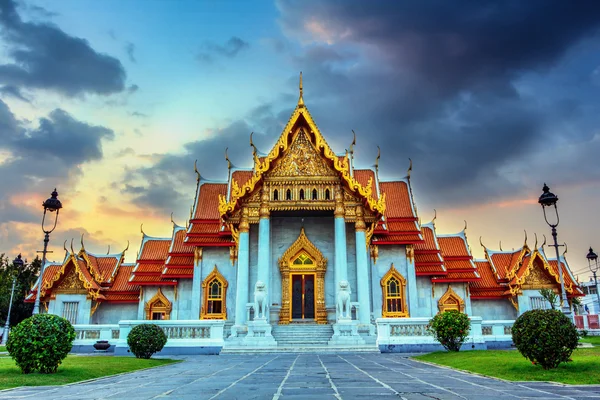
[1,354,599,399]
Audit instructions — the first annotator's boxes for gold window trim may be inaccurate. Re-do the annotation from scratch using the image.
[438,285,465,313]
[201,265,228,320]
[381,263,409,318]
[144,288,172,320]
[278,228,327,324]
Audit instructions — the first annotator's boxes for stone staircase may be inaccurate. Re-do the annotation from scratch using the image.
[221,323,379,354]
[272,323,333,347]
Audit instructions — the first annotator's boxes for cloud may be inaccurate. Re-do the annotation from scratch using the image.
[0,85,30,102]
[0,0,127,96]
[125,42,136,63]
[274,0,600,207]
[0,99,115,226]
[197,36,250,63]
[129,111,148,118]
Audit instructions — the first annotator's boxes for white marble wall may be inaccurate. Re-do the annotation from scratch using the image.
[93,303,138,324]
[472,299,517,320]
[49,294,91,325]
[371,245,409,319]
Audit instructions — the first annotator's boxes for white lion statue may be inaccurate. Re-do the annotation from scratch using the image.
[254,280,267,320]
[336,280,352,320]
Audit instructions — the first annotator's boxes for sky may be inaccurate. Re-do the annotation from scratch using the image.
[1,0,600,281]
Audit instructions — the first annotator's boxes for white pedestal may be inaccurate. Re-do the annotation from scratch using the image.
[329,319,365,346]
[243,318,277,347]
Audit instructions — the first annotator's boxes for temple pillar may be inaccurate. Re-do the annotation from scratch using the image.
[191,247,203,319]
[334,186,348,286]
[355,206,371,325]
[256,190,271,320]
[233,208,250,331]
[406,245,418,316]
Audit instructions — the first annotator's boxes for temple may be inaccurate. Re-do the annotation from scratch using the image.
[27,75,584,353]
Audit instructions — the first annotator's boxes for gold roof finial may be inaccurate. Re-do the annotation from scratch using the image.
[80,233,86,251]
[298,71,304,107]
[463,220,467,232]
[542,234,547,248]
[121,240,130,255]
[407,158,413,180]
[523,230,528,247]
[479,236,487,250]
[534,233,538,250]
[107,245,111,255]
[140,223,145,236]
[375,145,381,172]
[171,212,175,227]
[499,240,503,251]
[63,240,69,254]
[349,130,356,155]
[225,147,231,171]
[70,238,75,255]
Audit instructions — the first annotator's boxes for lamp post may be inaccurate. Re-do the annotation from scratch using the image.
[1,254,22,345]
[586,247,600,314]
[538,183,571,316]
[32,189,63,315]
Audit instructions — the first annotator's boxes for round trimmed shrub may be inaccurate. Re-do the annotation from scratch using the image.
[127,324,167,359]
[427,310,471,352]
[6,314,76,374]
[512,309,578,370]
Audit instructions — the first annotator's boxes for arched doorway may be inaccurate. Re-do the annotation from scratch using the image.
[278,228,327,324]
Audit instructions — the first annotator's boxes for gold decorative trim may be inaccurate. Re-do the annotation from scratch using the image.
[438,285,465,313]
[90,301,101,317]
[145,288,172,320]
[201,265,228,320]
[218,103,386,219]
[278,228,327,324]
[194,247,203,264]
[380,263,409,318]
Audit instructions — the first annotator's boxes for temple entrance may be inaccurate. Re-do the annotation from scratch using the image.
[291,274,315,320]
[279,228,327,324]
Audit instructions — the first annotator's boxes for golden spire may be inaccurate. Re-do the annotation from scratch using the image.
[298,71,304,107]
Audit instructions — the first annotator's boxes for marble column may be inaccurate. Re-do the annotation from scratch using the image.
[406,245,419,317]
[191,247,203,319]
[257,190,271,320]
[234,207,250,328]
[354,206,371,325]
[334,186,348,287]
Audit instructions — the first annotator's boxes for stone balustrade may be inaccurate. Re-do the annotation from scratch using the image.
[72,324,120,352]
[114,320,224,355]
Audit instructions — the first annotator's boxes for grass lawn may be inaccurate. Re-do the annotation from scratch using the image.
[414,347,600,385]
[580,336,600,346]
[0,356,179,390]
[0,346,5,352]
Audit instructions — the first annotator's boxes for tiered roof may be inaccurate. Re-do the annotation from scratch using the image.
[26,241,140,304]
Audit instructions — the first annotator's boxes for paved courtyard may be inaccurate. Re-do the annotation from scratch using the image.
[1,353,599,400]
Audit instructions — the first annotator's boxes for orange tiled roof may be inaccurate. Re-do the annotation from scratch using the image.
[162,267,193,278]
[373,234,422,243]
[354,170,378,199]
[435,271,480,281]
[85,253,119,283]
[103,293,139,302]
[193,183,227,220]
[185,236,234,245]
[76,258,101,290]
[166,255,194,266]
[231,170,253,197]
[387,221,420,233]
[187,222,222,235]
[129,274,176,284]
[380,181,416,219]
[470,289,508,298]
[438,236,470,258]
[110,265,140,292]
[414,226,438,252]
[414,253,443,263]
[416,264,447,275]
[38,264,61,292]
[133,263,165,274]
[139,239,170,260]
[489,250,522,279]
[444,260,477,271]
[547,259,583,295]
[471,260,503,290]
[170,229,193,254]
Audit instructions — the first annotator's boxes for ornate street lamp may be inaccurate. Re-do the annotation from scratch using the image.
[1,254,22,345]
[538,183,571,316]
[32,189,63,315]
[586,247,600,314]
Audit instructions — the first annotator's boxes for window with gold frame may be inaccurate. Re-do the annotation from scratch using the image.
[380,264,408,317]
[144,288,172,320]
[438,286,465,313]
[201,266,228,319]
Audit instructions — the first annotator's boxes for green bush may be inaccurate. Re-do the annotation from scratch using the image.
[427,310,471,352]
[512,309,579,370]
[127,324,167,359]
[6,314,76,374]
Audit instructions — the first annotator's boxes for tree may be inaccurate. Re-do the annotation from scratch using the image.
[539,288,558,310]
[0,254,41,328]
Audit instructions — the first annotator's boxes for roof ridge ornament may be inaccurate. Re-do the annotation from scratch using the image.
[80,233,85,251]
[70,238,75,255]
[534,233,538,250]
[479,236,487,250]
[298,71,304,107]
[63,239,69,255]
[122,240,130,254]
[407,158,413,180]
[140,223,146,236]
[499,240,502,251]
[542,234,547,248]
[432,209,437,225]
[107,245,110,255]
[194,159,201,183]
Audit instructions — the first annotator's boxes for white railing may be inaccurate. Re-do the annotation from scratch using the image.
[115,320,224,351]
[481,320,514,339]
[376,317,484,347]
[73,324,119,346]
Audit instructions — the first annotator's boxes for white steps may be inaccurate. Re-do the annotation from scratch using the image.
[272,324,333,346]
[221,345,378,354]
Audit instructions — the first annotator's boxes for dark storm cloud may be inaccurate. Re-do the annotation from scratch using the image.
[275,0,600,206]
[197,36,250,64]
[125,42,136,63]
[0,84,30,102]
[0,0,126,96]
[0,99,115,224]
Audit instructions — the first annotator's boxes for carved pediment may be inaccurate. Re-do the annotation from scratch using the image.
[522,261,555,287]
[268,130,337,178]
[56,266,86,293]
